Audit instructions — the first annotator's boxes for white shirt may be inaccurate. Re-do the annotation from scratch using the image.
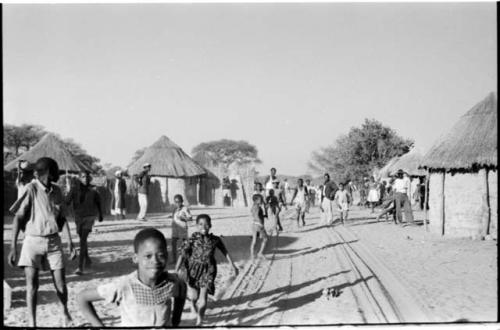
[393,177,411,193]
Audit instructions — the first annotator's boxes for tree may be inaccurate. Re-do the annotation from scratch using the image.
[191,139,262,169]
[61,137,103,174]
[309,119,413,182]
[3,124,46,156]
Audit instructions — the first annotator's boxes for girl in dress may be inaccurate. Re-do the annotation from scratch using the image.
[176,214,238,325]
[366,177,380,214]
[171,195,192,264]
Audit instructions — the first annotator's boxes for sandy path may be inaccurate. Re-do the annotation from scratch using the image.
[3,205,496,326]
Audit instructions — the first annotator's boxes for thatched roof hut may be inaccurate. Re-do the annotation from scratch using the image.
[128,135,206,177]
[420,92,497,171]
[127,136,207,209]
[378,156,400,179]
[4,133,91,173]
[420,92,497,239]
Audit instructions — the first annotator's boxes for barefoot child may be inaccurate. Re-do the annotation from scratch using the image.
[250,194,269,260]
[68,171,103,275]
[271,180,285,231]
[265,189,280,236]
[78,228,186,327]
[176,214,238,325]
[334,183,351,225]
[290,178,309,228]
[171,194,192,263]
[7,157,76,327]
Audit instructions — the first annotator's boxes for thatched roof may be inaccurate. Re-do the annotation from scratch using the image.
[378,156,400,178]
[128,135,206,178]
[388,148,426,177]
[420,92,497,170]
[4,133,92,173]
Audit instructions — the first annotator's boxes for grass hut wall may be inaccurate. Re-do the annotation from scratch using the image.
[127,136,206,211]
[198,167,221,206]
[420,92,497,239]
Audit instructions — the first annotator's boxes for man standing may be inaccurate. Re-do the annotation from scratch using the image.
[110,170,127,220]
[136,163,151,221]
[392,169,414,225]
[320,173,338,226]
[264,168,279,197]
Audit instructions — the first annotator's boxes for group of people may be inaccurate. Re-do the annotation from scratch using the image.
[7,157,241,327]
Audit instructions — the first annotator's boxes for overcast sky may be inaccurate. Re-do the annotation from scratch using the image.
[3,3,496,176]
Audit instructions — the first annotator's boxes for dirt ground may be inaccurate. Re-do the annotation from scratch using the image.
[3,204,497,327]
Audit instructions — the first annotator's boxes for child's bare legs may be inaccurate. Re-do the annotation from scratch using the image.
[276,212,283,231]
[250,231,257,261]
[187,285,199,318]
[257,234,268,258]
[196,287,209,325]
[343,211,348,223]
[171,238,178,264]
[50,268,72,325]
[301,210,306,226]
[25,266,39,327]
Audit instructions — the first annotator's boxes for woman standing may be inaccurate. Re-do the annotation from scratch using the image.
[111,171,127,220]
[366,177,380,214]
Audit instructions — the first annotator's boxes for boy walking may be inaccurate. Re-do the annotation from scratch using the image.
[250,194,268,261]
[290,178,309,228]
[67,171,103,275]
[136,163,151,221]
[7,157,76,327]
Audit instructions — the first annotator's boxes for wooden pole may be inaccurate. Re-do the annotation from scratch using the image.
[441,172,445,236]
[424,169,429,232]
[484,168,491,236]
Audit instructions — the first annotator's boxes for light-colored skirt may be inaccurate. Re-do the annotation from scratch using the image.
[172,220,188,239]
[367,189,380,202]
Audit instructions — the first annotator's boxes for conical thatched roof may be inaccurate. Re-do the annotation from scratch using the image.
[128,136,206,177]
[4,133,92,173]
[420,92,497,170]
[388,148,426,177]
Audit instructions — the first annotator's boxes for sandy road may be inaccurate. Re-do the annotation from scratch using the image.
[207,207,431,326]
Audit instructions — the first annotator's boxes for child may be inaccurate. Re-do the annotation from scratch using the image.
[250,194,269,261]
[7,157,76,327]
[78,228,186,327]
[67,171,104,275]
[334,183,351,225]
[290,178,309,228]
[253,182,268,218]
[265,189,280,235]
[271,181,286,231]
[176,214,238,325]
[171,194,192,264]
[376,189,396,223]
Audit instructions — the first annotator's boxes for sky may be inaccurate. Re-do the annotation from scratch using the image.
[3,3,497,176]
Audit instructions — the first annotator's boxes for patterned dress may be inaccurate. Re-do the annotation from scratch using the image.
[180,232,227,295]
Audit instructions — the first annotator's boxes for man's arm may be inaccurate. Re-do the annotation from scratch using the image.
[8,215,22,267]
[290,188,298,205]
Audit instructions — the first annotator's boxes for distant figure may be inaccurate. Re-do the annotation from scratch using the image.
[376,189,396,222]
[78,228,186,327]
[252,182,267,217]
[304,179,315,210]
[16,160,34,199]
[417,177,427,211]
[290,178,309,228]
[367,177,380,214]
[379,181,387,203]
[222,177,231,207]
[335,183,351,225]
[171,194,192,264]
[136,163,151,221]
[8,157,76,327]
[392,169,414,224]
[283,178,290,203]
[266,185,285,234]
[177,214,238,326]
[264,167,279,197]
[249,194,269,261]
[410,176,419,206]
[68,171,103,275]
[110,170,127,220]
[271,180,286,230]
[320,173,338,226]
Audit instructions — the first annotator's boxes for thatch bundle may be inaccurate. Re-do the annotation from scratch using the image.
[128,136,206,178]
[420,92,497,171]
[4,133,91,173]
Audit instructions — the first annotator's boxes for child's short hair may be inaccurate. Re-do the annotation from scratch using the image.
[133,228,167,253]
[298,178,304,183]
[253,194,263,203]
[196,214,212,227]
[35,157,60,182]
[174,194,183,202]
[268,189,275,195]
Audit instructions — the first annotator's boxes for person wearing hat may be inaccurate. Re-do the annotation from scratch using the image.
[16,160,35,199]
[136,163,151,221]
[392,169,414,225]
[110,170,127,220]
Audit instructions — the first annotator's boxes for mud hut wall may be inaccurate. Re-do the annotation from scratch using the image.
[428,172,444,234]
[167,178,186,208]
[184,177,199,206]
[488,169,497,238]
[199,176,218,206]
